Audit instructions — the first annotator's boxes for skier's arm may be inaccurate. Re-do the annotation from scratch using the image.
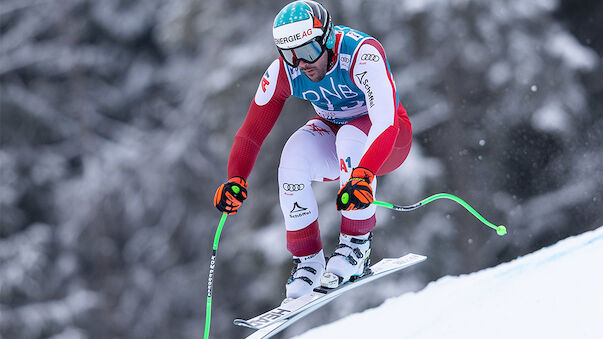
[350,41,403,174]
[227,58,292,180]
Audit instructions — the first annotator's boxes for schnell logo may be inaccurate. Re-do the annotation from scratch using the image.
[355,71,375,108]
[289,202,311,219]
[290,202,307,213]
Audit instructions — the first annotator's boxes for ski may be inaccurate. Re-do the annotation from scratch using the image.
[235,253,426,333]
[243,305,309,339]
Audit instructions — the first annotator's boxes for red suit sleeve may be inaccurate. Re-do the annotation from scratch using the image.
[227,58,291,180]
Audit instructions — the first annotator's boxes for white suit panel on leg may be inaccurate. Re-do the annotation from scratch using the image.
[335,124,377,220]
[279,120,339,231]
[278,167,317,231]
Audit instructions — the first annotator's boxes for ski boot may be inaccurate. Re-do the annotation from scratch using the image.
[285,249,325,300]
[321,232,372,289]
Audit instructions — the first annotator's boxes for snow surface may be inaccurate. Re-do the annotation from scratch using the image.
[293,226,603,339]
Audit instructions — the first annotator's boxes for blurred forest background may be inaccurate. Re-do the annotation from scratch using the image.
[1,0,602,338]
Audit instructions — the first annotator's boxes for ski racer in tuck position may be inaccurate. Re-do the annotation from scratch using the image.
[214,1,412,300]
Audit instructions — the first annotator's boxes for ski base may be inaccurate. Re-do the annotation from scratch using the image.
[235,253,426,334]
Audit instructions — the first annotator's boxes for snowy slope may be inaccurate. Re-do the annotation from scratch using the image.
[294,226,603,339]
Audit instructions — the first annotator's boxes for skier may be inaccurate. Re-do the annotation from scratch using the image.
[214,1,412,299]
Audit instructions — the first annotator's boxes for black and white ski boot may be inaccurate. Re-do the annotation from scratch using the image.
[285,249,325,300]
[321,232,372,289]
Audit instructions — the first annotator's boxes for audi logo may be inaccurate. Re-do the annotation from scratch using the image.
[283,183,305,191]
[360,54,380,62]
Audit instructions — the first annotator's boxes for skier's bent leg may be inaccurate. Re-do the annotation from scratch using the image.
[278,119,338,237]
[335,124,377,219]
[322,124,376,287]
[279,119,338,298]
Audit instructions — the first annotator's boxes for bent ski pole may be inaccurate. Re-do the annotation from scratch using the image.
[204,212,229,339]
[340,192,506,236]
[373,193,506,235]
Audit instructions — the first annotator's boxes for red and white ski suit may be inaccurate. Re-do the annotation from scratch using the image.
[226,32,412,257]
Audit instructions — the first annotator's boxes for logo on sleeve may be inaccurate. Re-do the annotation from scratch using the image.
[360,54,380,62]
[355,71,375,108]
[254,59,280,106]
[261,72,270,92]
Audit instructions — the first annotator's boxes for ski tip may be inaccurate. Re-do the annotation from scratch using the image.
[407,253,427,260]
[233,319,256,329]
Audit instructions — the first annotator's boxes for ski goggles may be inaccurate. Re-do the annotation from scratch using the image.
[278,38,326,68]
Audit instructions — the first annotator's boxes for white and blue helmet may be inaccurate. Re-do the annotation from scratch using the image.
[273,1,336,67]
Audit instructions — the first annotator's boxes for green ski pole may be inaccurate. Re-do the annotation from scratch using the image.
[203,212,229,339]
[340,192,507,236]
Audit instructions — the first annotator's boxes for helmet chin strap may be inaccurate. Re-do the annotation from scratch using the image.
[327,49,336,71]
